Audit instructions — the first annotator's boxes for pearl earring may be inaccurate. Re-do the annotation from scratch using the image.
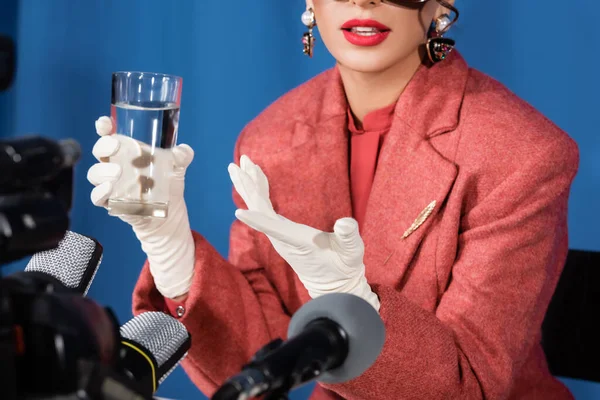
[426,13,456,64]
[301,8,316,58]
[435,14,452,33]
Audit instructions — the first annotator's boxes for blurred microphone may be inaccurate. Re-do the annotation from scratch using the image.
[0,136,81,189]
[212,293,385,400]
[5,231,103,296]
[0,136,81,263]
[119,311,191,396]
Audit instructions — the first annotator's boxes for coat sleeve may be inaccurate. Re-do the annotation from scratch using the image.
[131,127,290,397]
[319,137,579,399]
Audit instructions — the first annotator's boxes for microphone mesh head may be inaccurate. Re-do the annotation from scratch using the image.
[120,312,190,383]
[25,230,102,296]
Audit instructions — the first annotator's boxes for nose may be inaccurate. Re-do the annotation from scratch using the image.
[351,0,382,7]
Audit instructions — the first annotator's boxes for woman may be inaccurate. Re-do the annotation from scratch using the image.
[88,0,579,399]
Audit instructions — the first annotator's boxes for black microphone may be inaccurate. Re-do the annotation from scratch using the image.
[211,293,386,400]
[4,230,103,296]
[118,311,191,396]
[0,136,81,189]
[0,136,81,264]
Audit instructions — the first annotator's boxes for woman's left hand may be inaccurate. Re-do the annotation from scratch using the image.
[228,155,380,311]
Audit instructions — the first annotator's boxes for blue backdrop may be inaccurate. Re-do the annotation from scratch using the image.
[1,1,598,399]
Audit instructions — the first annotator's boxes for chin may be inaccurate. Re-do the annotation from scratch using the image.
[335,52,407,74]
[327,38,420,75]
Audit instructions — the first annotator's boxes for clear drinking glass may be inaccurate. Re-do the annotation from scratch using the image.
[107,71,182,218]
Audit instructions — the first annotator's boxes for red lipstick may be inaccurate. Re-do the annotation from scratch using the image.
[341,19,391,47]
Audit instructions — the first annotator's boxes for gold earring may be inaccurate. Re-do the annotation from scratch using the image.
[301,8,316,57]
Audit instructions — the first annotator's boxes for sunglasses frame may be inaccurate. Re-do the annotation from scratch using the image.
[381,0,459,33]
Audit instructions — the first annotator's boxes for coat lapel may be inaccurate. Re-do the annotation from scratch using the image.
[361,121,458,285]
[361,53,469,285]
[272,68,352,232]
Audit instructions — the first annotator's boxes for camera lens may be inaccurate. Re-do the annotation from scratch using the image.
[13,292,120,395]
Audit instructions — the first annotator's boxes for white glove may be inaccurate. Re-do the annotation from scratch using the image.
[228,155,380,312]
[87,116,195,299]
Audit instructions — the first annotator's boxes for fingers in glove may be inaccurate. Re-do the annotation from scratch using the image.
[235,209,313,247]
[240,154,270,197]
[228,163,251,206]
[229,163,259,206]
[87,163,122,186]
[237,167,260,203]
[230,165,276,215]
[95,116,113,136]
[240,155,259,182]
[240,154,251,172]
[172,144,194,169]
[334,217,359,236]
[252,163,270,197]
[332,217,363,251]
[242,159,260,187]
[92,135,120,161]
[90,181,113,207]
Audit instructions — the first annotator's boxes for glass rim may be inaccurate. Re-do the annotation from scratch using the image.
[112,71,182,81]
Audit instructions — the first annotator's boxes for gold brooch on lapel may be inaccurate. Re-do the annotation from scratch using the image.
[402,200,437,239]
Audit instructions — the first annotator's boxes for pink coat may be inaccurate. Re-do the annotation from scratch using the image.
[132,51,579,399]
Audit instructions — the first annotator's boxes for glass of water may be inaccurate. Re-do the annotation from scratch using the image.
[107,71,182,218]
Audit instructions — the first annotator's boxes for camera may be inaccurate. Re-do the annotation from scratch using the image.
[0,135,154,400]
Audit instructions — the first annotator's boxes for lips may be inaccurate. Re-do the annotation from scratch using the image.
[341,19,391,32]
[341,19,391,47]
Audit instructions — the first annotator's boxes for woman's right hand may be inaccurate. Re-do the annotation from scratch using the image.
[87,116,196,299]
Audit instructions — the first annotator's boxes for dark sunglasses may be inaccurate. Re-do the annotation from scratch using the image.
[381,0,459,31]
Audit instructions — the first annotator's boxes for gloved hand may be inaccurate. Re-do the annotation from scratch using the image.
[87,116,195,299]
[228,155,380,312]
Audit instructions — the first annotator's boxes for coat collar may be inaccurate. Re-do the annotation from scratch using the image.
[393,51,468,139]
[313,50,469,140]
